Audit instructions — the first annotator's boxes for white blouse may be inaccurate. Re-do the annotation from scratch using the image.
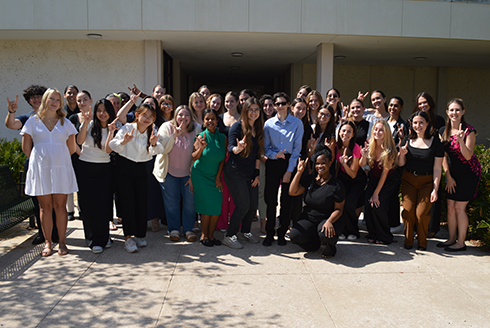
[109,123,164,162]
[79,121,111,163]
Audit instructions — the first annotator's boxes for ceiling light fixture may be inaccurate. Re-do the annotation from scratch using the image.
[87,33,102,39]
[414,57,426,61]
[231,52,243,57]
[230,66,240,70]
[334,55,346,60]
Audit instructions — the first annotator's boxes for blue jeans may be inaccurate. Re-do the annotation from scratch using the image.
[160,173,195,233]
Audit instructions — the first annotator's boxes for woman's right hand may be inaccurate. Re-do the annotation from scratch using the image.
[361,141,369,157]
[399,143,408,157]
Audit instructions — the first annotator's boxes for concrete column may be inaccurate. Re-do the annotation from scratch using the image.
[290,63,302,99]
[172,60,181,105]
[437,67,447,115]
[144,40,162,93]
[316,43,334,98]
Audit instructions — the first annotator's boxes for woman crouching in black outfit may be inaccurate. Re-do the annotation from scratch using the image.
[289,144,346,258]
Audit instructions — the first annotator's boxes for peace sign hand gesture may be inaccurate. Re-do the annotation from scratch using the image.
[396,123,405,140]
[339,148,352,166]
[149,126,159,146]
[81,108,93,124]
[455,123,467,144]
[361,141,369,157]
[122,127,135,145]
[173,122,185,138]
[7,95,18,113]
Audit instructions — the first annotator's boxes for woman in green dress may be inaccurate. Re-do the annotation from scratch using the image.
[191,109,226,247]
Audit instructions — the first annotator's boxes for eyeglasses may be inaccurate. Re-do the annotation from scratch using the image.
[274,101,288,107]
[161,103,173,108]
[327,94,339,98]
[318,112,331,118]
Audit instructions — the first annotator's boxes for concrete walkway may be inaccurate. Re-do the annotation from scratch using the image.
[1,218,489,328]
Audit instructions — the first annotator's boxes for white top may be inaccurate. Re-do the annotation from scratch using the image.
[20,115,78,196]
[109,123,164,162]
[79,121,111,163]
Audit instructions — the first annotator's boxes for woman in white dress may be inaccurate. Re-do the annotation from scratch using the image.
[21,88,78,257]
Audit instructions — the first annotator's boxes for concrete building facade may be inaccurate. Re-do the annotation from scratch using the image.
[1,0,489,144]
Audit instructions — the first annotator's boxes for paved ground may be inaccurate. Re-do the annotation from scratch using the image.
[1,217,489,328]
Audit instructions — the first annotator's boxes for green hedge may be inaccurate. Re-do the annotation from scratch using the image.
[0,138,27,184]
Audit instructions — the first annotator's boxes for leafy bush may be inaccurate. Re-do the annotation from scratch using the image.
[0,138,27,184]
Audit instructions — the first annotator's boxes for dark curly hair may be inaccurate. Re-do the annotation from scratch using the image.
[23,85,47,106]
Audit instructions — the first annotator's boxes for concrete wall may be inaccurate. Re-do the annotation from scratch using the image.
[297,63,489,146]
[1,0,490,41]
[0,39,145,141]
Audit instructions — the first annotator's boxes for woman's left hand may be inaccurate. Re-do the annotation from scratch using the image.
[321,221,335,238]
[251,176,260,188]
[215,177,223,192]
[149,127,159,146]
[369,193,380,208]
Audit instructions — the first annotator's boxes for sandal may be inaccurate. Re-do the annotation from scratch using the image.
[109,221,118,231]
[151,218,160,232]
[169,230,180,242]
[58,243,69,256]
[185,231,197,242]
[41,244,53,257]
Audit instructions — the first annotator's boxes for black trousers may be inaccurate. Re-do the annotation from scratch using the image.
[338,169,366,238]
[290,216,344,257]
[223,162,258,237]
[77,160,112,248]
[364,171,397,244]
[115,156,149,238]
[264,156,292,239]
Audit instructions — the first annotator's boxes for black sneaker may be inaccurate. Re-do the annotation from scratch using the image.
[277,236,287,246]
[262,238,273,247]
[67,212,75,221]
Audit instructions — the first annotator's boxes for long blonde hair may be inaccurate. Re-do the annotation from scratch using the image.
[38,88,66,125]
[367,120,397,170]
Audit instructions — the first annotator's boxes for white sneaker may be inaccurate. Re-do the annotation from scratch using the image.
[237,232,260,244]
[92,246,103,254]
[106,238,112,248]
[222,235,244,249]
[347,234,358,241]
[134,237,147,248]
[338,234,346,240]
[390,223,404,234]
[124,238,138,253]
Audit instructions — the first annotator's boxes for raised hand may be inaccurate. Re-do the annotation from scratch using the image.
[128,84,141,96]
[173,121,185,138]
[7,95,19,113]
[81,109,92,124]
[276,149,286,159]
[341,102,349,122]
[455,123,467,144]
[194,133,207,151]
[108,117,119,133]
[307,134,318,158]
[339,148,352,166]
[149,126,159,146]
[361,141,369,157]
[129,90,141,104]
[399,142,408,157]
[357,91,369,101]
[396,123,405,140]
[297,157,309,173]
[236,135,247,153]
[122,127,135,145]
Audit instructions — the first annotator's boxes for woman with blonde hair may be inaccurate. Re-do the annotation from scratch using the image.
[189,92,206,125]
[21,88,78,257]
[154,105,201,241]
[207,93,224,115]
[306,90,324,125]
[360,120,398,244]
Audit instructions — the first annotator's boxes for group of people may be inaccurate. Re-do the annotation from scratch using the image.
[5,82,481,258]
